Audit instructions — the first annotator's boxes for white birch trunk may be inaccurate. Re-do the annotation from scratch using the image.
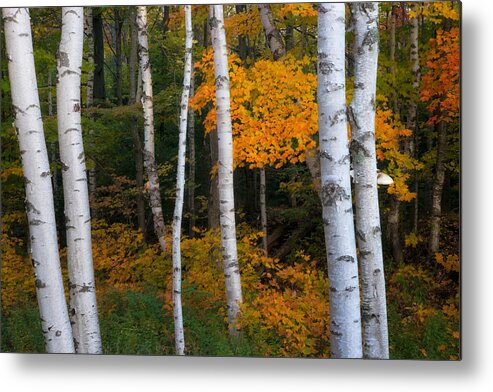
[57,7,102,354]
[317,3,362,358]
[257,4,286,60]
[209,5,243,335]
[348,3,389,359]
[136,6,167,252]
[3,7,75,353]
[171,4,193,356]
[259,167,268,255]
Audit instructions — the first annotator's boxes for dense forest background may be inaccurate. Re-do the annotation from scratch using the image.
[0,2,459,359]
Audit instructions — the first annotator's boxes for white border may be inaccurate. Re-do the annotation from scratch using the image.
[2,1,492,391]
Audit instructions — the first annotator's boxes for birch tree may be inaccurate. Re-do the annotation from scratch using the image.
[317,3,362,358]
[348,3,389,359]
[257,4,285,60]
[3,7,74,353]
[136,6,167,252]
[57,7,102,354]
[171,4,193,356]
[209,5,243,335]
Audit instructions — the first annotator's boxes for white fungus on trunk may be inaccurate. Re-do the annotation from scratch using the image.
[348,2,389,359]
[317,3,363,358]
[209,5,243,336]
[171,4,193,356]
[57,7,102,354]
[136,6,167,252]
[3,7,75,353]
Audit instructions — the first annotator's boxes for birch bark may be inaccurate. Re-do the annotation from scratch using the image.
[209,5,243,335]
[171,4,193,356]
[257,4,285,60]
[3,7,75,353]
[348,2,389,359]
[136,6,167,252]
[317,3,362,358]
[57,7,102,354]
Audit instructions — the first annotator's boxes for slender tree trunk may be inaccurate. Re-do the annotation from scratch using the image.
[136,6,167,252]
[235,5,248,62]
[257,4,286,60]
[48,71,58,199]
[187,75,196,236]
[317,3,362,359]
[171,5,193,356]
[387,4,403,265]
[129,6,138,105]
[131,120,146,239]
[259,167,268,255]
[113,8,123,105]
[209,5,243,335]
[57,7,102,354]
[84,7,97,209]
[3,7,75,353]
[408,3,420,234]
[429,121,447,255]
[348,3,389,359]
[92,8,105,100]
[208,128,220,229]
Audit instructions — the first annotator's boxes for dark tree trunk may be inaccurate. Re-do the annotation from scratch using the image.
[93,8,106,101]
[131,119,146,241]
[235,5,248,61]
[128,6,138,104]
[114,8,124,105]
[208,129,220,229]
[429,122,447,256]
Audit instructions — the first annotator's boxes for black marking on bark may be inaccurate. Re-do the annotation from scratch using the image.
[348,105,360,130]
[31,259,40,268]
[79,284,93,293]
[73,103,81,112]
[354,81,365,90]
[35,279,46,288]
[215,75,228,88]
[29,219,46,226]
[64,9,78,16]
[328,108,346,126]
[60,162,70,171]
[74,237,84,241]
[61,69,79,78]
[40,171,51,178]
[373,268,381,275]
[329,286,337,292]
[337,255,355,263]
[345,286,357,292]
[350,139,371,162]
[330,329,343,337]
[319,150,334,161]
[58,51,70,68]
[321,183,350,207]
[64,127,79,134]
[356,230,366,242]
[372,226,382,236]
[338,154,350,165]
[26,201,41,214]
[55,330,62,337]
[318,61,336,75]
